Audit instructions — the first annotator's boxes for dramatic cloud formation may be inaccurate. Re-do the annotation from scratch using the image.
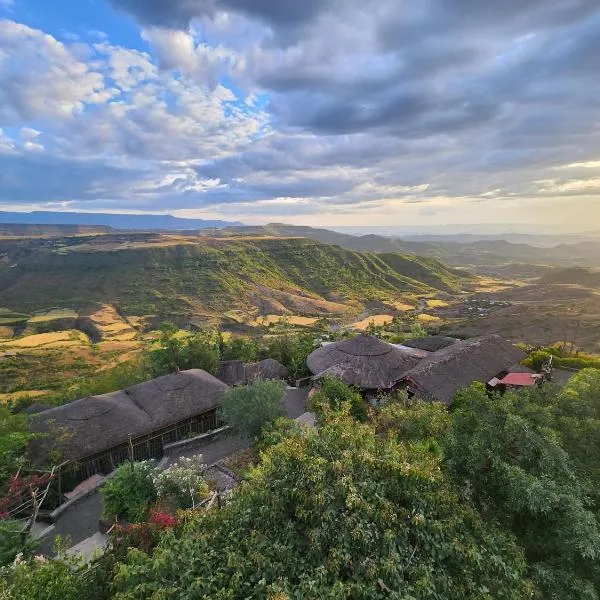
[0,0,599,227]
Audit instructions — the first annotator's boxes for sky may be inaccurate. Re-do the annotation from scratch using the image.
[0,0,599,231]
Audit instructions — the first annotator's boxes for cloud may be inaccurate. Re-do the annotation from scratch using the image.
[2,2,600,228]
[0,19,113,124]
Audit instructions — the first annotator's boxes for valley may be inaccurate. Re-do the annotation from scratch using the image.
[1,227,600,405]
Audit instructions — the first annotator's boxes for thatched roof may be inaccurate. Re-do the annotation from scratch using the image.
[307,333,422,390]
[245,358,289,382]
[400,334,527,405]
[216,360,246,386]
[403,336,458,352]
[30,369,228,463]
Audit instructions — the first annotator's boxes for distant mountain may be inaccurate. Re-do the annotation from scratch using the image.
[540,267,600,287]
[0,223,113,236]
[0,211,242,230]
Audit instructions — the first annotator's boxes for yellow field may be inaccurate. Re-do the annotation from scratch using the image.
[0,330,89,349]
[417,313,441,323]
[389,301,415,311]
[351,315,395,330]
[426,299,449,308]
[257,315,318,327]
[473,278,514,293]
[0,390,50,405]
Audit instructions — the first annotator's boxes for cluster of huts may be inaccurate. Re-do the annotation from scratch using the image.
[30,333,534,498]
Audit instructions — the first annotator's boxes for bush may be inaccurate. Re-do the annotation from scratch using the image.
[149,323,220,376]
[151,456,209,510]
[221,337,259,362]
[257,417,302,451]
[0,520,37,567]
[264,331,315,379]
[310,377,368,422]
[102,462,157,523]
[218,380,286,438]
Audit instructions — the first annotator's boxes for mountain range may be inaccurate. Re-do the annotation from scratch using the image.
[0,211,241,230]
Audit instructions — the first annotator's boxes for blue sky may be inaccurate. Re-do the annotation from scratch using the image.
[1,0,600,230]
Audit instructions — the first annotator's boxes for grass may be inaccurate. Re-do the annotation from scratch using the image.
[28,309,78,323]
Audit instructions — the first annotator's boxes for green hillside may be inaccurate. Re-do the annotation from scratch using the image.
[0,234,468,321]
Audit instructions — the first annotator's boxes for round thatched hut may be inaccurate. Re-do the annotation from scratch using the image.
[245,358,289,382]
[306,334,422,391]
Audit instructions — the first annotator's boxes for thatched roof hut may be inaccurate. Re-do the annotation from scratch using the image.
[403,336,458,353]
[216,360,247,386]
[400,334,527,405]
[307,333,422,390]
[30,369,228,463]
[245,358,289,382]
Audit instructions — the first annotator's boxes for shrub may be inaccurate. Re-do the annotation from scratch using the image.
[151,456,209,510]
[218,379,286,438]
[310,377,368,422]
[102,462,157,523]
[258,417,302,451]
[0,520,38,567]
[221,337,259,362]
[149,323,220,376]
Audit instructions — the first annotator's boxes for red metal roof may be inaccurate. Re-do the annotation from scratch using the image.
[499,372,540,387]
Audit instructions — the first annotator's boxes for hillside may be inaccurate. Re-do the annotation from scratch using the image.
[207,224,600,276]
[0,233,467,325]
[540,267,600,287]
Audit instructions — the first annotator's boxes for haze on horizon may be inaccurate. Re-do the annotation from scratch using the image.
[0,0,599,232]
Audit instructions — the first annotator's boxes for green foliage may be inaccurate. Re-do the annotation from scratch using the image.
[257,417,302,451]
[102,462,157,523]
[0,520,37,567]
[0,555,82,600]
[523,346,600,371]
[221,336,259,362]
[264,329,315,379]
[112,411,530,599]
[218,379,286,439]
[0,408,32,490]
[310,377,368,422]
[0,546,113,600]
[444,383,600,599]
[149,323,219,376]
[374,397,451,444]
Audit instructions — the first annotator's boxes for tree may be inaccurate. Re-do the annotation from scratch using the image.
[221,336,259,362]
[112,411,531,599]
[102,462,157,523]
[310,377,368,422]
[264,329,315,379]
[149,323,219,376]
[443,383,600,599]
[218,379,286,438]
[0,408,33,493]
